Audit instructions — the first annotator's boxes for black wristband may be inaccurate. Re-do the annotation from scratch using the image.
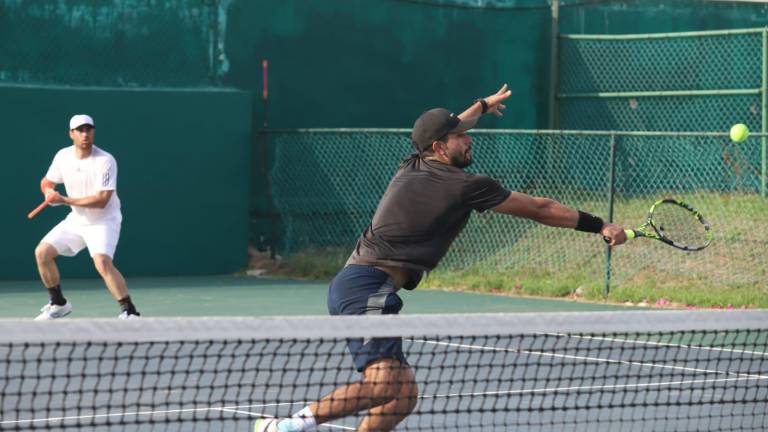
[575,210,604,233]
[475,98,489,114]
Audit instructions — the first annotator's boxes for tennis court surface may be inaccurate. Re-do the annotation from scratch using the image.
[2,310,766,431]
[0,276,633,318]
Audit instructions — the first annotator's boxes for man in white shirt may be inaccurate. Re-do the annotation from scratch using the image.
[34,114,140,320]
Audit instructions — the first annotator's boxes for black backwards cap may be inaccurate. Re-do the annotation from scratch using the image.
[410,108,478,153]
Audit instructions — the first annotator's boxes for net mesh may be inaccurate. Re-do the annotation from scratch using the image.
[558,29,765,132]
[2,311,767,431]
[266,130,767,294]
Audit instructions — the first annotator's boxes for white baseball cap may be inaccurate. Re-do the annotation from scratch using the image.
[69,114,94,130]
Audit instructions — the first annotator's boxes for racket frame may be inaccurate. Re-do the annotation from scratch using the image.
[629,198,712,251]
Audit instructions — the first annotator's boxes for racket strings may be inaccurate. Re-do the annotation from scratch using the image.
[650,203,708,247]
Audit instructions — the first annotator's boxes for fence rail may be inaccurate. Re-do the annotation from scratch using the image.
[557,27,767,146]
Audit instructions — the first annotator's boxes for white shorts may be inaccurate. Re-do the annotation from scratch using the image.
[42,216,122,259]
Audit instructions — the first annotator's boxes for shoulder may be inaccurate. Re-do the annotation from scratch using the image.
[463,172,496,184]
[461,172,508,194]
[50,146,74,164]
[54,146,73,158]
[459,172,511,210]
[93,146,117,163]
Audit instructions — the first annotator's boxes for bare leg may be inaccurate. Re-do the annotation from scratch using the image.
[308,359,418,431]
[92,254,128,300]
[358,364,418,432]
[35,242,60,288]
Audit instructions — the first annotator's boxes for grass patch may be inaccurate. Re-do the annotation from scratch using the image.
[422,267,597,299]
[259,248,347,280]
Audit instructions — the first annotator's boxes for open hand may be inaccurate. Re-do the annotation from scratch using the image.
[484,84,512,117]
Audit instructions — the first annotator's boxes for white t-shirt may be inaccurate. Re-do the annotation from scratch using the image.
[45,145,122,225]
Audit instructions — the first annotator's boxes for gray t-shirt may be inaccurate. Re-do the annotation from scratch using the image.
[347,156,511,289]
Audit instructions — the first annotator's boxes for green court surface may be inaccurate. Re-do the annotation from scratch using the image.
[0,275,630,318]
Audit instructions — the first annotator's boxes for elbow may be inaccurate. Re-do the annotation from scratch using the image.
[97,192,113,209]
[531,197,558,222]
[533,196,554,212]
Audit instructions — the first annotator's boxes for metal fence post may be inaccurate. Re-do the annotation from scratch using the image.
[603,132,617,297]
[762,27,767,197]
[548,0,560,130]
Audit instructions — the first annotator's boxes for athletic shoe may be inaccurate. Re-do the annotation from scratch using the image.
[34,301,73,320]
[118,311,141,320]
[254,417,301,432]
[253,418,277,432]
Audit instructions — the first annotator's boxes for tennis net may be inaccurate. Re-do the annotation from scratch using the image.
[1,310,767,431]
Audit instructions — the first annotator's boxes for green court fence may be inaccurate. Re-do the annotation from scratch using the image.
[557,28,767,134]
[266,129,767,295]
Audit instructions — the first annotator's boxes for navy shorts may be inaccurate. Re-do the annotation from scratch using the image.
[327,264,406,372]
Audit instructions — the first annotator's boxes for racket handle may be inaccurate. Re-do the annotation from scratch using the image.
[603,229,638,244]
[28,192,58,219]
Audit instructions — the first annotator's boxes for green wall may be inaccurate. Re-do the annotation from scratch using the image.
[224,0,551,130]
[0,0,217,87]
[0,85,251,280]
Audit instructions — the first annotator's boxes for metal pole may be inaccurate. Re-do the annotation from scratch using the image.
[604,133,617,297]
[762,28,767,197]
[261,59,277,258]
[547,0,559,130]
[206,0,221,85]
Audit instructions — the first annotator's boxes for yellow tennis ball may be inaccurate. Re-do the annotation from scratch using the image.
[730,123,749,142]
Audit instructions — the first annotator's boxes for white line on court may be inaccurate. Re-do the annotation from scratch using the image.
[541,332,768,357]
[418,376,765,399]
[409,338,768,379]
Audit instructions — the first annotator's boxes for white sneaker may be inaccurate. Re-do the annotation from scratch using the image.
[253,418,281,432]
[34,302,73,320]
[118,311,141,320]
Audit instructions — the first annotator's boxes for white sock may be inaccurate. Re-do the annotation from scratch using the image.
[275,407,316,432]
[292,406,317,431]
[275,418,305,432]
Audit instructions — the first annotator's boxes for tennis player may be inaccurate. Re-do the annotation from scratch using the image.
[33,114,140,320]
[254,84,627,432]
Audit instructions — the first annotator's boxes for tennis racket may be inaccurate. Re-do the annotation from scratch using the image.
[28,192,60,219]
[609,198,712,251]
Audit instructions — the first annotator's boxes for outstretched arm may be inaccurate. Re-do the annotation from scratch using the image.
[458,84,512,121]
[491,191,627,245]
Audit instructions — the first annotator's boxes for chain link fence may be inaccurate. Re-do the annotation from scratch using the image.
[0,0,225,87]
[266,129,767,294]
[558,28,766,133]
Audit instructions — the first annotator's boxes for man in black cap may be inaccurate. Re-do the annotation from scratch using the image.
[253,84,628,432]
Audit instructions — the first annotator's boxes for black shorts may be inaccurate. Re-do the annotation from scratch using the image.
[327,264,406,372]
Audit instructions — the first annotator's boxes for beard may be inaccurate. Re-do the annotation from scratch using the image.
[449,151,472,169]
